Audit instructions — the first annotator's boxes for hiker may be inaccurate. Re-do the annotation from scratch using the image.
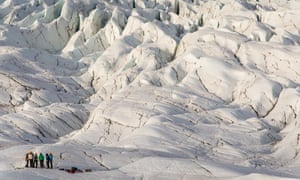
[49,153,53,169]
[46,153,50,168]
[33,152,38,168]
[39,152,44,168]
[25,153,29,167]
[28,152,34,168]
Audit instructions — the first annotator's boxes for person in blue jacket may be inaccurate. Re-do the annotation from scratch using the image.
[49,152,53,169]
[46,153,50,168]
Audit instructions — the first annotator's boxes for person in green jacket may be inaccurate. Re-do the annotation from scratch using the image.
[39,153,44,168]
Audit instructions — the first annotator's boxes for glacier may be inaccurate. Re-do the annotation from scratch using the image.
[0,0,300,179]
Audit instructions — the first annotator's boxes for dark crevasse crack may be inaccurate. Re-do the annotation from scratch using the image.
[83,151,110,170]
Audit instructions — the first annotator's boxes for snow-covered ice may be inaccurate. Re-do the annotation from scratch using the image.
[0,0,300,179]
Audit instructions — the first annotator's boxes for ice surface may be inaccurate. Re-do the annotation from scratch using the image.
[0,0,300,179]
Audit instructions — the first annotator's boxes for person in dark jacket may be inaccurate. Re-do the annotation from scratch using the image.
[25,153,29,167]
[39,153,44,168]
[33,152,38,168]
[46,153,50,168]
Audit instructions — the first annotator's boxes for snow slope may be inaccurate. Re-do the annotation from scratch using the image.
[0,0,300,179]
